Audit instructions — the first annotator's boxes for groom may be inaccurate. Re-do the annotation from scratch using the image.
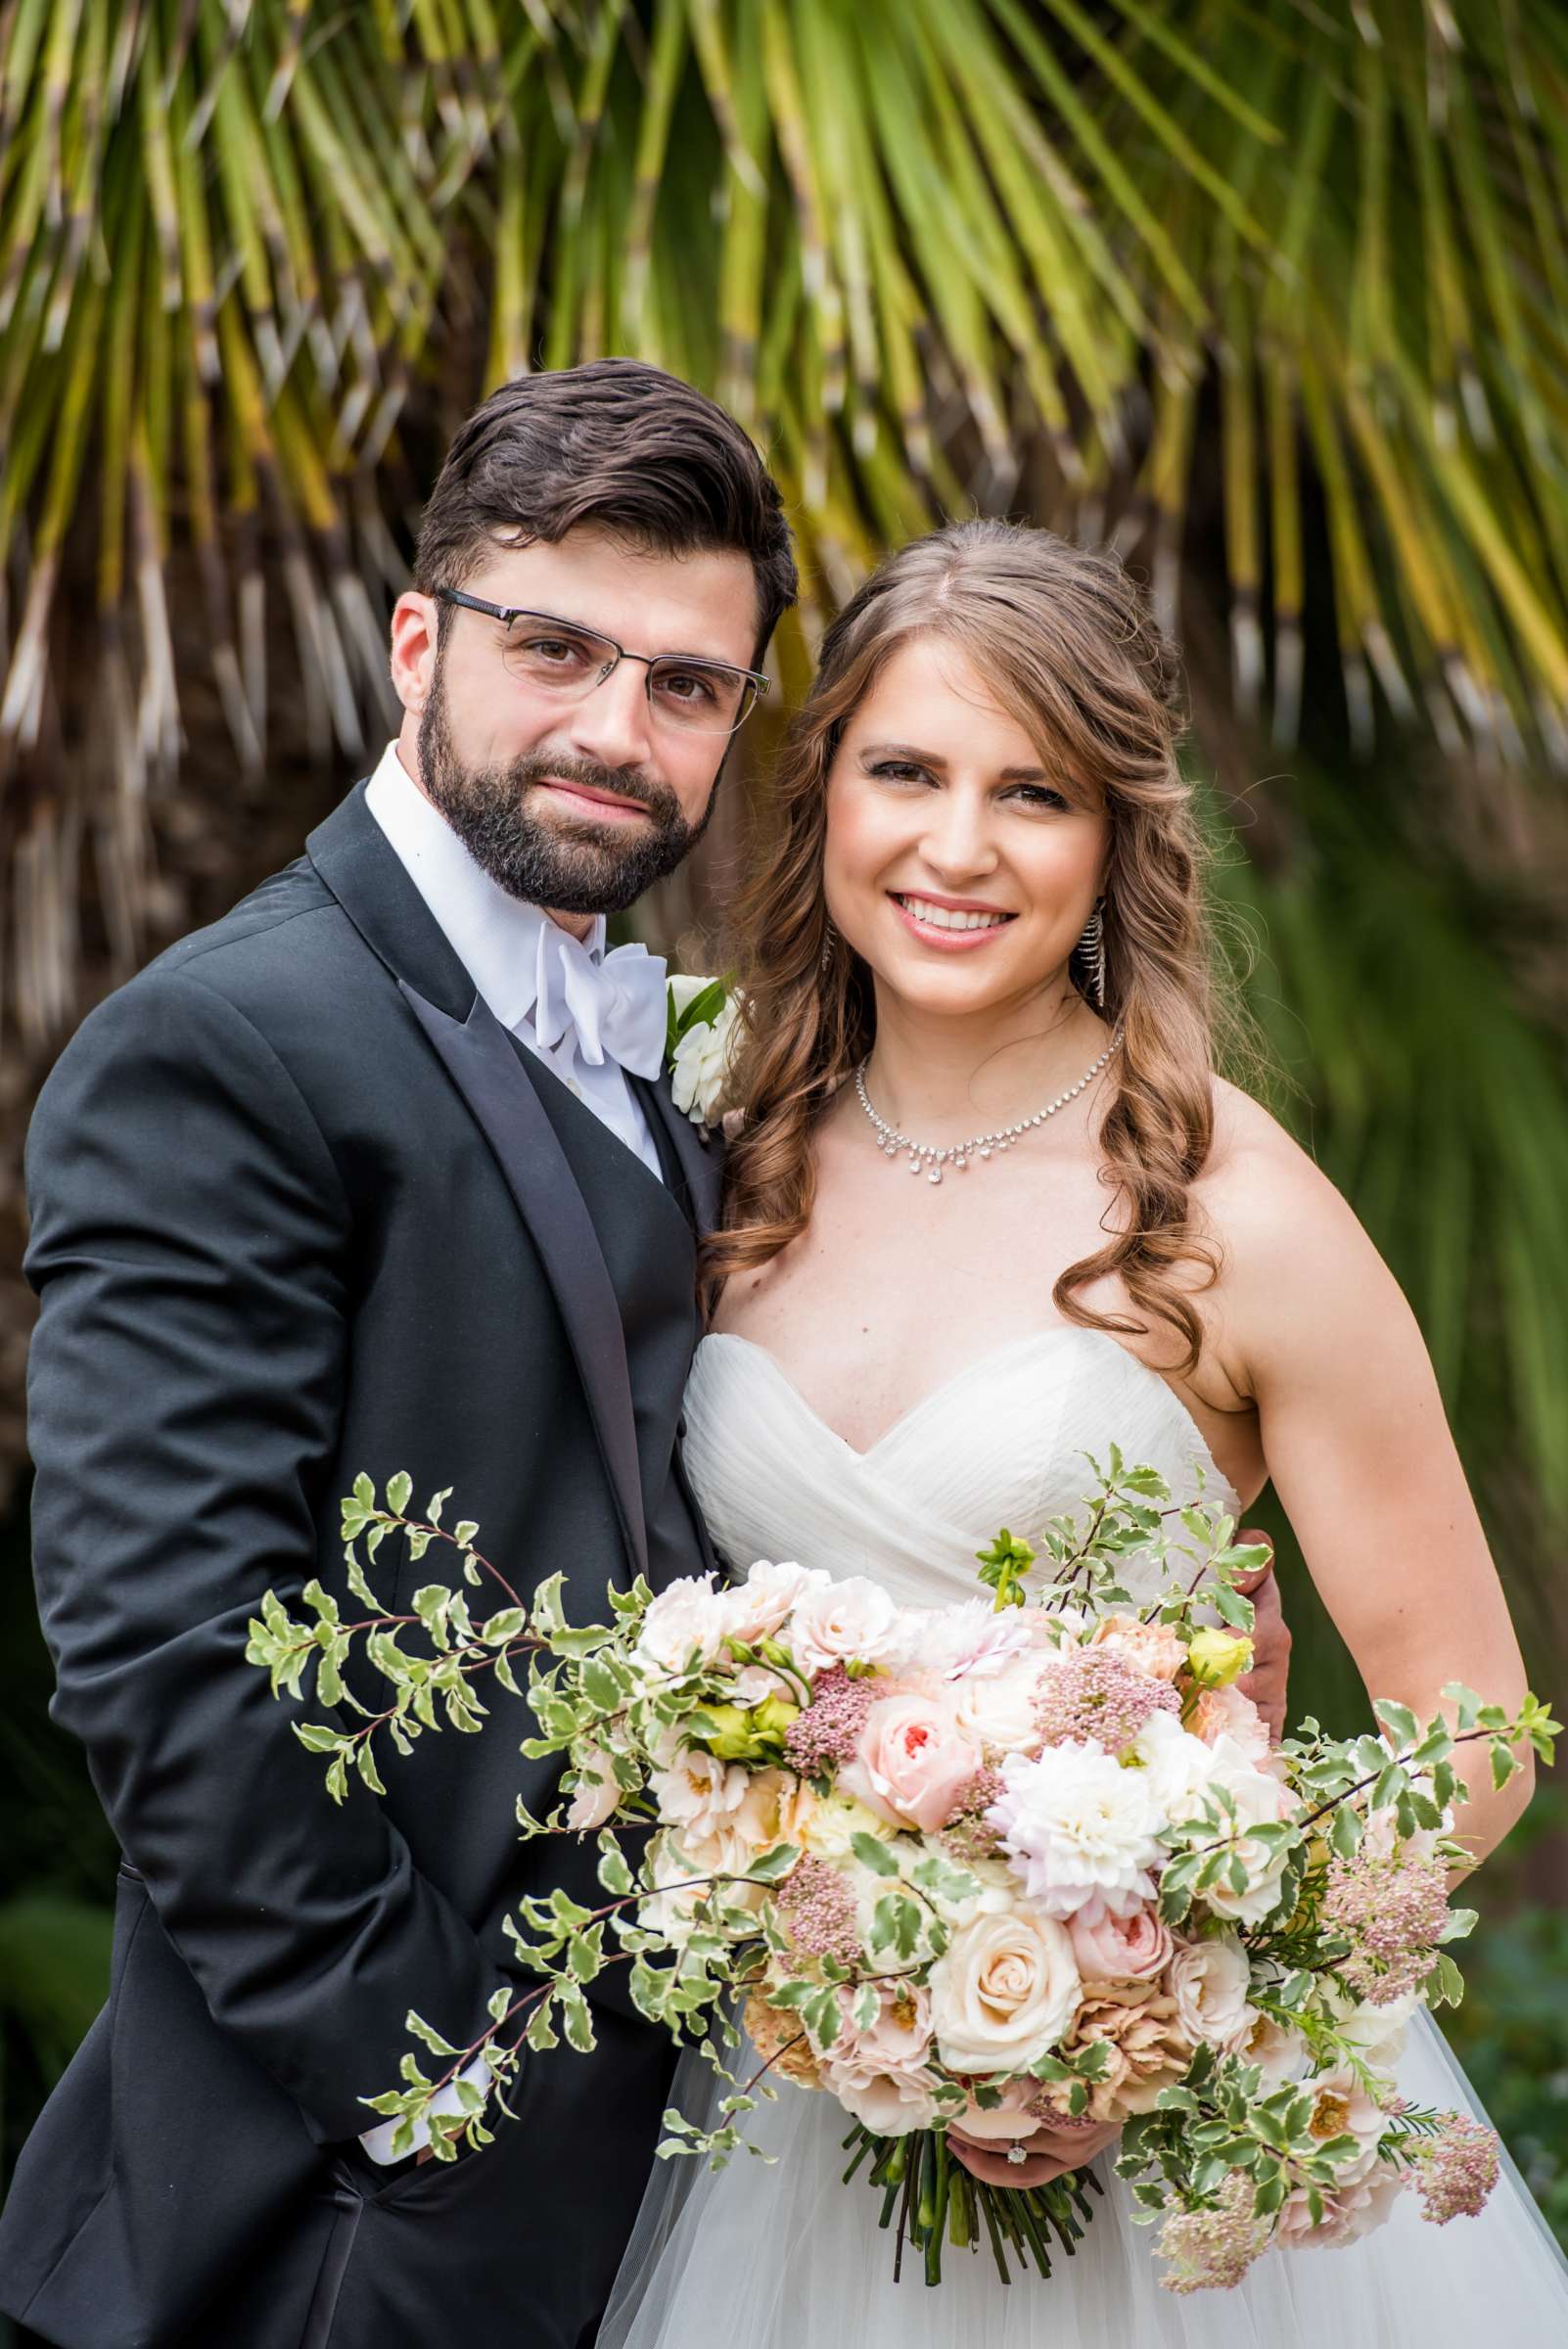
[1,358,1290,2349]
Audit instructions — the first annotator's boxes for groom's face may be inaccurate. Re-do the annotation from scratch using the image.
[391,522,761,916]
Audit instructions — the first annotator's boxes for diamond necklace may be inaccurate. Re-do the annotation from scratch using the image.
[853,1026,1126,1183]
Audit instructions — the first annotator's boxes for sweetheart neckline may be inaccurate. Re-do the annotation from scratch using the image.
[696,1324,1244,1510]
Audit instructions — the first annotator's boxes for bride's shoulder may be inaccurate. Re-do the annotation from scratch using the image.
[1193,1074,1410,1364]
[1197,1075,1366,1251]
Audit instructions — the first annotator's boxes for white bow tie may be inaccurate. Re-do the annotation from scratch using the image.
[530,923,668,1079]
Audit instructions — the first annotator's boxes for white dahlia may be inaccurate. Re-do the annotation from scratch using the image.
[986,1740,1165,1917]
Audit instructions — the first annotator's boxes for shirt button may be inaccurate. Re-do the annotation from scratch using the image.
[568,1080,583,1097]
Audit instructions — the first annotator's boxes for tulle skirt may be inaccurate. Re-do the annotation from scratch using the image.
[597,2005,1568,2347]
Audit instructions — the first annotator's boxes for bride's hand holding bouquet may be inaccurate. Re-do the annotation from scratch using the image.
[246,1450,1556,2293]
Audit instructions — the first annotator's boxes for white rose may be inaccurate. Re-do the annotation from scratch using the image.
[669,987,741,1128]
[986,1742,1165,1917]
[639,1822,767,1948]
[635,1574,730,1674]
[1186,1743,1295,1926]
[1237,2007,1313,2090]
[1276,2164,1403,2250]
[565,1742,621,1832]
[719,1558,830,1645]
[787,1575,906,1677]
[918,1850,1020,1933]
[649,1745,752,1840]
[929,1907,1082,2075]
[1125,1709,1223,1817]
[797,1791,898,1864]
[820,2058,942,2135]
[1166,1931,1257,2051]
[950,1654,1051,1755]
[1323,1984,1419,2070]
[1298,2063,1391,2186]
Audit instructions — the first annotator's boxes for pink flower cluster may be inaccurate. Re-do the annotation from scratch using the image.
[1409,2111,1501,2225]
[782,1664,876,1775]
[1034,1644,1180,1754]
[939,1765,1007,1864]
[1321,1845,1449,2003]
[1156,2169,1271,2293]
[776,1854,862,1966]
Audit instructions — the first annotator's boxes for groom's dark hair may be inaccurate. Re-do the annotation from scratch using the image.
[414,358,798,663]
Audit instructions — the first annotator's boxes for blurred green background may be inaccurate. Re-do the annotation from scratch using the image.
[2,0,1566,2279]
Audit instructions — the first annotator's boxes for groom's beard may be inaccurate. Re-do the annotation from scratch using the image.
[416,660,717,915]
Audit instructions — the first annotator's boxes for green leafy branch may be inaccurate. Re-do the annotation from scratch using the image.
[976,1448,1270,1648]
[244,1474,610,1802]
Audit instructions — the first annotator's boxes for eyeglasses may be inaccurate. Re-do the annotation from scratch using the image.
[433,587,770,736]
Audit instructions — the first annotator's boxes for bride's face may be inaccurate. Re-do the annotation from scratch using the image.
[821,636,1109,1021]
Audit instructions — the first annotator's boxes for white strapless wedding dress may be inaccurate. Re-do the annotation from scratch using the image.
[598,1326,1568,2346]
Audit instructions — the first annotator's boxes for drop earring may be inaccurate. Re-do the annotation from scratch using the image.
[1076,898,1107,1009]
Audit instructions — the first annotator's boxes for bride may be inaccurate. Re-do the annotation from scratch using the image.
[600,519,1568,2341]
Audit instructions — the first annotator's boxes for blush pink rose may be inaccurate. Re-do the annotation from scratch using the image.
[832,1979,935,2074]
[840,1691,985,1834]
[1088,1614,1186,1681]
[1187,1681,1271,1765]
[1067,1897,1173,1983]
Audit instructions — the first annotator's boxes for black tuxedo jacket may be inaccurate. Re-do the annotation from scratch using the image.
[0,782,722,2349]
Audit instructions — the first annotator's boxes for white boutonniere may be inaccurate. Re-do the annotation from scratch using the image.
[665,974,742,1133]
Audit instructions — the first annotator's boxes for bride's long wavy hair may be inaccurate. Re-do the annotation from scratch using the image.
[701,519,1263,1371]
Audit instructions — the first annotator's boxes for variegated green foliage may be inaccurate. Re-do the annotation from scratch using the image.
[4,2,1568,1621]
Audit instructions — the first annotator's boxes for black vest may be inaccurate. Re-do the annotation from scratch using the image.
[522,1042,715,1592]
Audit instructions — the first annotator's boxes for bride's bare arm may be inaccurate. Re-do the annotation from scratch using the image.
[1212,1094,1535,1877]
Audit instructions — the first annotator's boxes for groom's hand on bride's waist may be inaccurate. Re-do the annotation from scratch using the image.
[1231,1535,1290,1743]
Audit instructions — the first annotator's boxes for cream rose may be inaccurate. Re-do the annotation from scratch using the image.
[840,1690,984,1834]
[638,1820,769,1948]
[950,1654,1051,1755]
[565,1742,621,1832]
[649,1744,752,1842]
[1276,2164,1403,2249]
[787,1575,906,1676]
[831,1978,935,2075]
[1300,2063,1391,2184]
[1166,1931,1257,2052]
[635,1574,730,1674]
[1186,1740,1295,1926]
[728,1765,818,1854]
[819,2055,943,2136]
[1323,1983,1419,2070]
[1238,2007,1312,2090]
[719,1558,830,1645]
[929,1908,1082,2074]
[797,1790,898,1864]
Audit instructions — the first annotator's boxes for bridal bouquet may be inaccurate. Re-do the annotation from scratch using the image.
[247,1453,1556,2293]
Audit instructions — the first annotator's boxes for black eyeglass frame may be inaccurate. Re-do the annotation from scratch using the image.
[431,585,771,734]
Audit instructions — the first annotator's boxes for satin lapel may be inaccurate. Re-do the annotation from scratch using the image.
[632,1073,724,1234]
[397,982,650,1585]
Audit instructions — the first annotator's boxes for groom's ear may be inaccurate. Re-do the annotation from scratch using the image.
[391,589,438,713]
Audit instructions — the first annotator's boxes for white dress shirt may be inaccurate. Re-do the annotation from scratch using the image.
[356,739,665,2161]
[364,738,665,1177]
